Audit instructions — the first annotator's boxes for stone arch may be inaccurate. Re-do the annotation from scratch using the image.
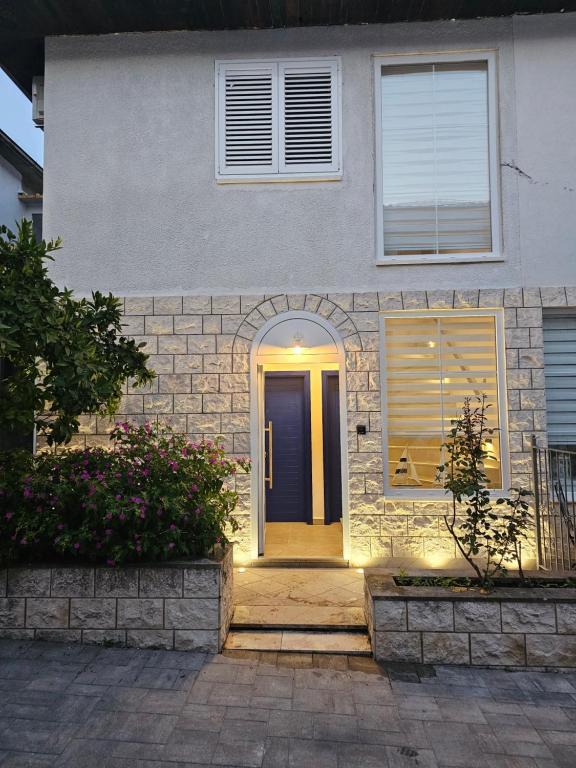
[232,293,363,355]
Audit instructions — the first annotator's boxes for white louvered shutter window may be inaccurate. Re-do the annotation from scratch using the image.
[218,64,276,176]
[279,61,339,174]
[543,315,576,446]
[216,59,340,179]
[380,61,493,258]
[384,314,502,490]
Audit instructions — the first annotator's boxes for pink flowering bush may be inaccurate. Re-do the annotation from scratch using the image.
[0,423,250,565]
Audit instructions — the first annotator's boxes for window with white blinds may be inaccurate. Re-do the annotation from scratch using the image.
[375,53,500,262]
[216,58,341,179]
[383,312,504,491]
[543,314,576,446]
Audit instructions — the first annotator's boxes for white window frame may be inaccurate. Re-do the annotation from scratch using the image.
[373,50,502,266]
[215,57,342,183]
[379,308,510,499]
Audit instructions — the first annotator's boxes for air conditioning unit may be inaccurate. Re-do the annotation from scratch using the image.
[32,76,44,126]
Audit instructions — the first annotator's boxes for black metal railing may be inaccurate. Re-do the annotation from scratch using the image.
[531,436,576,571]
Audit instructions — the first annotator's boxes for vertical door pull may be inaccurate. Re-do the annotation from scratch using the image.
[264,420,273,489]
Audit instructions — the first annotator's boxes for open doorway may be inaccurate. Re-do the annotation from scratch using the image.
[250,312,348,561]
[263,367,343,558]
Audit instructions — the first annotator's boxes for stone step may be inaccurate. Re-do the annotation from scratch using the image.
[225,629,372,655]
[232,605,366,630]
[249,558,349,568]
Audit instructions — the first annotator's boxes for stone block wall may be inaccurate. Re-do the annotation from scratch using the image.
[45,286,575,566]
[0,548,233,652]
[366,575,576,668]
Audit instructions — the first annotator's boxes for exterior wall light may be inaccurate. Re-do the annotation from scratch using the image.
[291,333,304,354]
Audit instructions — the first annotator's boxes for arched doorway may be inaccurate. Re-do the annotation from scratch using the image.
[249,311,349,561]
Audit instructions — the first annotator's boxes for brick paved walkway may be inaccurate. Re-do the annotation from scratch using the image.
[0,641,575,767]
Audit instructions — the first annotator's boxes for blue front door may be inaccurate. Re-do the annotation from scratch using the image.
[264,372,312,523]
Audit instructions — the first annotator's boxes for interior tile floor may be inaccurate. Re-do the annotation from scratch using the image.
[264,521,343,558]
[233,567,365,628]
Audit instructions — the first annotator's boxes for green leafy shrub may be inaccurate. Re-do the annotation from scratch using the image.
[0,220,154,447]
[438,395,532,589]
[0,423,250,566]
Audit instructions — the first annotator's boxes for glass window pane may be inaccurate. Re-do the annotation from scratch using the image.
[381,61,492,257]
[386,315,502,488]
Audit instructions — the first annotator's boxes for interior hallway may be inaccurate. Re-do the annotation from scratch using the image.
[264,521,343,558]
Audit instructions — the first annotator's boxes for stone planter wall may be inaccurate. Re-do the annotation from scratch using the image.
[0,547,233,652]
[366,574,576,668]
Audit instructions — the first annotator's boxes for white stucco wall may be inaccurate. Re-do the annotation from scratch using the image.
[43,13,576,296]
[513,15,576,287]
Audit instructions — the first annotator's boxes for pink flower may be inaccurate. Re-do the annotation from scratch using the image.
[136,545,142,553]
[20,538,27,545]
[106,559,116,566]
[190,484,198,493]
[168,542,175,549]
[5,512,13,520]
[119,513,126,521]
[115,494,122,501]
[80,470,91,481]
[57,523,65,530]
[105,529,112,536]
[170,524,177,530]
[73,543,80,550]
[23,487,33,498]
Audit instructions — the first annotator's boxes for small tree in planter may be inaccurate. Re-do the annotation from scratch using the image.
[438,395,532,589]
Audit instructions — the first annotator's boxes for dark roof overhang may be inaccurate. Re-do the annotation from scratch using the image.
[1,1,575,97]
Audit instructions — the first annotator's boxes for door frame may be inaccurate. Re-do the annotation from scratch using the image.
[322,370,343,525]
[250,310,350,561]
[264,371,313,526]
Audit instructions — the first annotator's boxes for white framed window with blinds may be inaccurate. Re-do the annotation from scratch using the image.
[380,309,509,497]
[374,51,501,264]
[215,58,342,181]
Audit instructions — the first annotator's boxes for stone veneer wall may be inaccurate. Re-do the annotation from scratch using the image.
[52,286,575,566]
[366,575,576,668]
[0,548,233,652]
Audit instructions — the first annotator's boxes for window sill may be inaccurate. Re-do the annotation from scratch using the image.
[385,489,507,502]
[376,253,504,267]
[216,174,343,185]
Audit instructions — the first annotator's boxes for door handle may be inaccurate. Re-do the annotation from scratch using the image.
[264,420,273,490]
